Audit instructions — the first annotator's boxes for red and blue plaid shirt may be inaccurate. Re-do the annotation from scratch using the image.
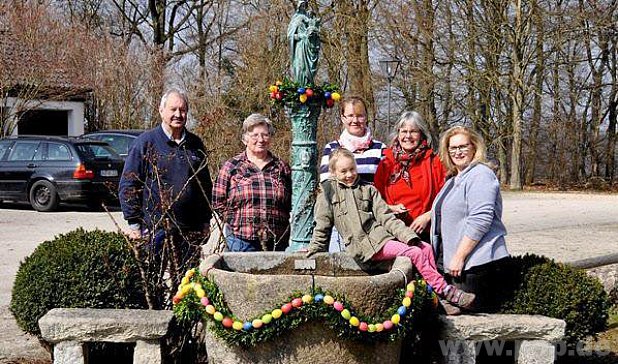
[212,152,291,244]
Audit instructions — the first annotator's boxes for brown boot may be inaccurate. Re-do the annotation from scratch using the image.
[443,285,476,310]
[439,299,462,315]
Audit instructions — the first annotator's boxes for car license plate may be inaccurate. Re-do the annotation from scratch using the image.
[100,170,118,177]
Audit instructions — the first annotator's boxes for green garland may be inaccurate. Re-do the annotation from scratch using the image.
[268,78,341,109]
[173,268,438,347]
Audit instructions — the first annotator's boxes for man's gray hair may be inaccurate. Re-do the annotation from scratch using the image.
[392,110,433,147]
[160,89,190,112]
[241,113,275,141]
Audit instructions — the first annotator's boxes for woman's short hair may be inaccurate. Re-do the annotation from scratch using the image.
[160,89,189,112]
[339,95,368,116]
[328,148,356,173]
[391,111,433,148]
[241,113,275,142]
[438,125,487,175]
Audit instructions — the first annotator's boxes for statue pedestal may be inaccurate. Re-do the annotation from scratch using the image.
[286,104,321,252]
[199,253,415,364]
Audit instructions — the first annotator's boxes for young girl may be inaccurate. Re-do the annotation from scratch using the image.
[307,148,475,313]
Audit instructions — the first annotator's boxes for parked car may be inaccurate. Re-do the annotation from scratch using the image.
[81,130,144,159]
[0,135,124,212]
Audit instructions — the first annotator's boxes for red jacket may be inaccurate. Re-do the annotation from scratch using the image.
[374,147,446,227]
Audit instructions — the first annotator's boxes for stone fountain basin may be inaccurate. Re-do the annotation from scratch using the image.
[199,252,414,364]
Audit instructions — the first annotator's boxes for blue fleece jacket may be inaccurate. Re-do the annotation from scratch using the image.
[119,125,212,231]
[430,163,509,271]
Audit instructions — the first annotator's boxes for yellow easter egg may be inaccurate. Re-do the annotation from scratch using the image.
[368,324,376,332]
[269,85,278,92]
[272,309,283,319]
[181,276,189,285]
[232,321,243,330]
[391,314,401,325]
[302,294,313,304]
[341,309,351,320]
[205,305,216,315]
[331,92,341,101]
[402,297,411,307]
[407,282,415,292]
[349,317,360,326]
[375,323,384,332]
[323,295,335,305]
[299,94,308,103]
[196,289,205,298]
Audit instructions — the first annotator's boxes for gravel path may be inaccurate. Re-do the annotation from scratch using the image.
[1,191,617,362]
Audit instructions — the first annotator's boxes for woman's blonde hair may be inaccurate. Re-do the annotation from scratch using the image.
[328,148,356,174]
[339,95,368,116]
[439,125,487,176]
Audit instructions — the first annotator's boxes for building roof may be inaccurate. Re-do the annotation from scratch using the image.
[0,29,92,101]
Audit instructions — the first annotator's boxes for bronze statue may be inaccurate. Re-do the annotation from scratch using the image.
[287,0,320,85]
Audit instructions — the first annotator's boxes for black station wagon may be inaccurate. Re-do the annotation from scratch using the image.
[0,135,124,211]
[82,129,144,159]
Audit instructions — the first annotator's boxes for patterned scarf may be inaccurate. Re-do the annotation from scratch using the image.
[389,140,430,185]
[338,127,373,153]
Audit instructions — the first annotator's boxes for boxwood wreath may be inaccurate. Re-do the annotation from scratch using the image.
[268,78,341,109]
[173,268,438,347]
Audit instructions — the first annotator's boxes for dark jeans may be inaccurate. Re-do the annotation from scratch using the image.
[447,257,513,313]
[225,234,287,252]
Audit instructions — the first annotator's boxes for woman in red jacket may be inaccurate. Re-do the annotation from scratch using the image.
[374,111,446,242]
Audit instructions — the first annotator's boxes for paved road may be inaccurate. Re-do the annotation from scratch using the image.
[1,191,617,361]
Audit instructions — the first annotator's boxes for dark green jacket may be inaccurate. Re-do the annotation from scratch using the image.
[308,178,419,262]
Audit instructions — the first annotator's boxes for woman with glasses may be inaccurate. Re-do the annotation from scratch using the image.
[212,114,291,252]
[374,111,446,242]
[318,95,386,252]
[318,95,386,184]
[430,125,511,313]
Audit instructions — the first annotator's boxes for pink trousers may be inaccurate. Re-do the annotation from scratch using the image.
[372,240,448,294]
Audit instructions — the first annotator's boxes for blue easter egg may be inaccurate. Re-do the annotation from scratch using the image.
[324,91,331,99]
[397,306,407,316]
[297,87,306,94]
[243,322,253,331]
[314,294,324,302]
[427,285,433,294]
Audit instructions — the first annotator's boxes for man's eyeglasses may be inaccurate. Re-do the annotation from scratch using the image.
[343,114,367,121]
[247,133,271,141]
[448,144,471,155]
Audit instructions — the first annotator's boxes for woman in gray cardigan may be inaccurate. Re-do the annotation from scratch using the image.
[431,126,511,313]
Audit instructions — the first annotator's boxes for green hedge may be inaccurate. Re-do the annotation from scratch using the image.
[10,228,148,336]
[502,254,610,343]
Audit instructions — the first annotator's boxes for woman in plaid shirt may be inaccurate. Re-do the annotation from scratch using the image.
[212,114,292,251]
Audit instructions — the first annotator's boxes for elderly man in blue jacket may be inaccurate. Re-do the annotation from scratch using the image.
[119,89,212,267]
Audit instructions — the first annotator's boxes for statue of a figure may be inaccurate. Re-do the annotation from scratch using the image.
[287,0,320,85]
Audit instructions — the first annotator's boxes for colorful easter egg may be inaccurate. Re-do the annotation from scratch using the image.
[331,92,341,101]
[359,322,368,332]
[281,303,293,314]
[200,297,209,306]
[222,317,233,328]
[402,297,411,307]
[349,317,360,326]
[323,295,334,305]
[397,306,407,316]
[292,298,303,308]
[341,309,351,320]
[314,294,324,302]
[391,314,401,325]
[383,320,393,330]
[252,319,263,328]
[302,294,313,304]
[272,309,283,319]
[376,323,384,332]
[205,305,216,315]
[232,321,243,330]
[261,314,273,324]
[213,312,223,321]
[243,322,253,331]
[333,302,344,312]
